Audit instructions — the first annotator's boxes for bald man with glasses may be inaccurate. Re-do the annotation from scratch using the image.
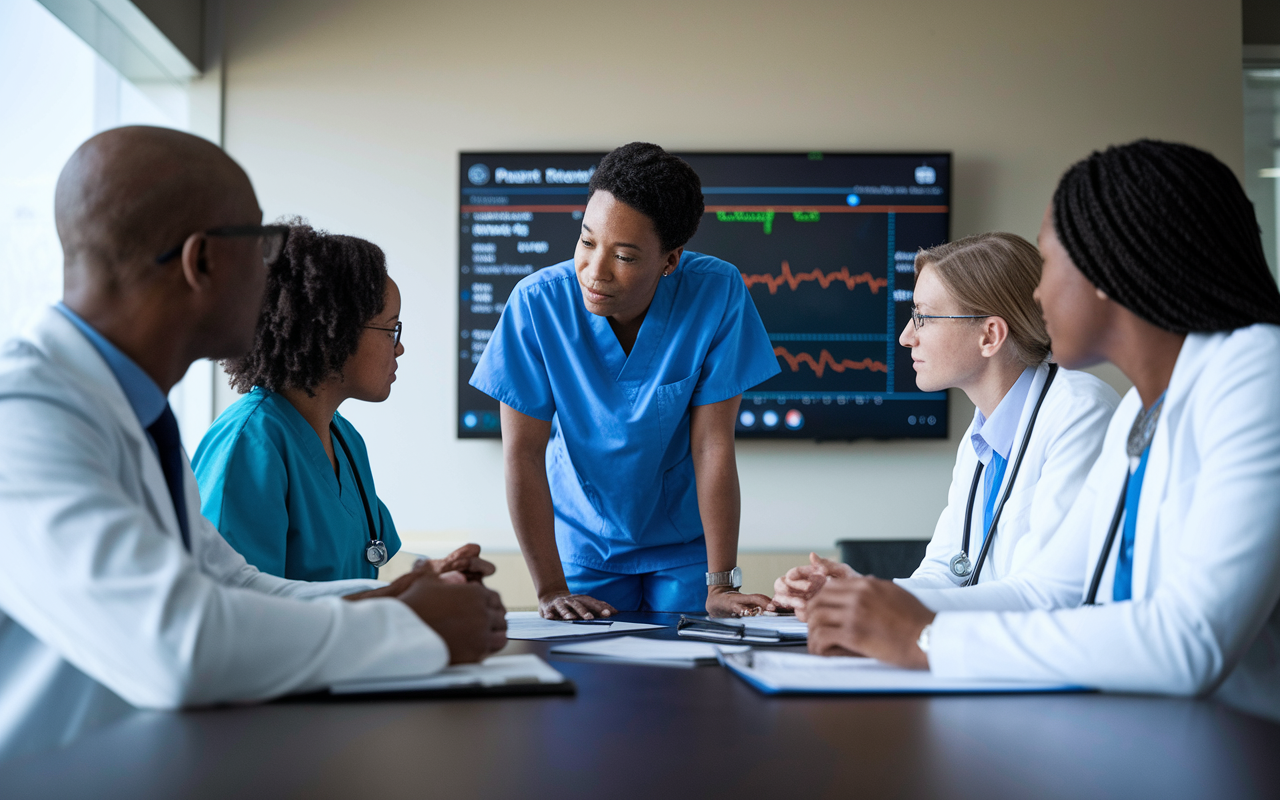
[0,126,506,763]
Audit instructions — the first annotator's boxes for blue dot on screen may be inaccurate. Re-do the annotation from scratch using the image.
[846,194,860,207]
[462,413,478,428]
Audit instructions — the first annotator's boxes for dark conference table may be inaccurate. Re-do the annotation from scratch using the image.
[4,612,1279,799]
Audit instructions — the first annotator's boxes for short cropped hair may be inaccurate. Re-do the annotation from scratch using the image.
[588,142,704,252]
[915,232,1052,367]
[223,219,387,395]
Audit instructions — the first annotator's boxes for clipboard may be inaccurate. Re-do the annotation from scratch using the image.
[722,650,1088,695]
[316,654,576,701]
[676,615,807,645]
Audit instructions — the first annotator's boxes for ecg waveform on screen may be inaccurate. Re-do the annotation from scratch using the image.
[741,261,889,295]
[773,346,888,378]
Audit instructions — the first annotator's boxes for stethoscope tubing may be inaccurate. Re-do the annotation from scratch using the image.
[959,363,1059,586]
[329,422,382,552]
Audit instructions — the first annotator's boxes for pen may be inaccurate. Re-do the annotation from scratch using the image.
[571,619,613,626]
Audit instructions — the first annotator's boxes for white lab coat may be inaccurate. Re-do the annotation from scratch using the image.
[897,362,1119,590]
[0,309,449,763]
[913,326,1280,721]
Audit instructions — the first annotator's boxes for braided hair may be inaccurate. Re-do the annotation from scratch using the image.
[1052,139,1280,333]
[223,218,388,395]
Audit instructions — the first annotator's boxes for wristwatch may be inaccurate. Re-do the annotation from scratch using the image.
[916,623,933,654]
[706,566,743,588]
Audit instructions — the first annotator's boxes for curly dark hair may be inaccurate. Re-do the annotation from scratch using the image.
[223,218,388,394]
[588,142,704,252]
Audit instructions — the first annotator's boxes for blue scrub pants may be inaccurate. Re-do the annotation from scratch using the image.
[564,561,707,613]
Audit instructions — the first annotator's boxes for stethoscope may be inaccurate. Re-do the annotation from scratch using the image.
[330,422,390,568]
[949,363,1059,585]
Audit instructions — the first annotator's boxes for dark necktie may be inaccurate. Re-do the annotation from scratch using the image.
[147,404,191,551]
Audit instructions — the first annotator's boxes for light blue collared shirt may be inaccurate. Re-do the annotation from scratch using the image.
[970,366,1036,540]
[55,303,167,438]
[970,366,1036,466]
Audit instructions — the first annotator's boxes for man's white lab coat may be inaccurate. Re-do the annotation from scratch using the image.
[0,309,448,762]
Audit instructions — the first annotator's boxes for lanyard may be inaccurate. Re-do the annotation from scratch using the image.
[1084,447,1153,605]
[330,422,389,567]
[953,363,1059,585]
[1083,392,1166,605]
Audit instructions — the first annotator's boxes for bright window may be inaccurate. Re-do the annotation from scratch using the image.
[0,0,210,449]
[1244,68,1280,278]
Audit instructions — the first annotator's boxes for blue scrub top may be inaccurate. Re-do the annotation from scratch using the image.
[470,251,780,574]
[192,388,400,581]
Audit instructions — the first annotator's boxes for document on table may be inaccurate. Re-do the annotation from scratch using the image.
[329,654,574,697]
[504,611,665,640]
[722,650,1087,695]
[677,614,808,644]
[550,636,749,667]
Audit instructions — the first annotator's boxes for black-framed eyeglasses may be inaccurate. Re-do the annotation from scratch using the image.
[910,306,990,331]
[365,320,402,346]
[155,225,290,266]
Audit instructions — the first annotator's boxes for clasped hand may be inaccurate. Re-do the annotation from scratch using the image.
[345,543,506,664]
[419,543,496,584]
[805,575,935,669]
[770,552,858,620]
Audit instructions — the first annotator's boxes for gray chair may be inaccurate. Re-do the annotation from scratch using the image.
[836,539,928,580]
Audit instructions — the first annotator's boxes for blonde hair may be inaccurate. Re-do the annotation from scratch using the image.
[914,232,1051,367]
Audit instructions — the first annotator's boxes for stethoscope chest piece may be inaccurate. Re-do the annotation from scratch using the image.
[952,363,1059,587]
[365,539,389,567]
[332,421,389,571]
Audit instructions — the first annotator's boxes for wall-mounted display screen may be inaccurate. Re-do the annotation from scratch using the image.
[457,151,950,440]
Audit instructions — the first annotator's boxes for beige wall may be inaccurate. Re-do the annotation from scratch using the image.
[218,0,1243,570]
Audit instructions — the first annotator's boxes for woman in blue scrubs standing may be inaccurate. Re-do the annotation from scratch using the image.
[194,221,490,583]
[470,143,781,618]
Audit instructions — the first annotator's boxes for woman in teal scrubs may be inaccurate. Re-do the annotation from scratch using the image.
[194,221,487,583]
[470,143,781,618]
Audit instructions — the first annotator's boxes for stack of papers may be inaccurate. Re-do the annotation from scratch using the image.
[504,611,665,640]
[677,614,808,644]
[550,636,749,667]
[329,654,573,697]
[723,650,1086,695]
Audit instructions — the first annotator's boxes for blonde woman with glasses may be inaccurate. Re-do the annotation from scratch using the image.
[772,232,1119,616]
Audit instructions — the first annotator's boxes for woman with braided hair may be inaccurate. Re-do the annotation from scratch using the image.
[193,220,493,584]
[803,140,1280,720]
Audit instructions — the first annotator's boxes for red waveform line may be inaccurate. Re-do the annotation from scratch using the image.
[774,346,888,377]
[742,261,889,295]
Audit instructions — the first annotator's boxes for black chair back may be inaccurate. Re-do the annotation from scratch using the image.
[836,539,928,580]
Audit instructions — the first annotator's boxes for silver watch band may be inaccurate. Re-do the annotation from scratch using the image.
[706,566,743,588]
